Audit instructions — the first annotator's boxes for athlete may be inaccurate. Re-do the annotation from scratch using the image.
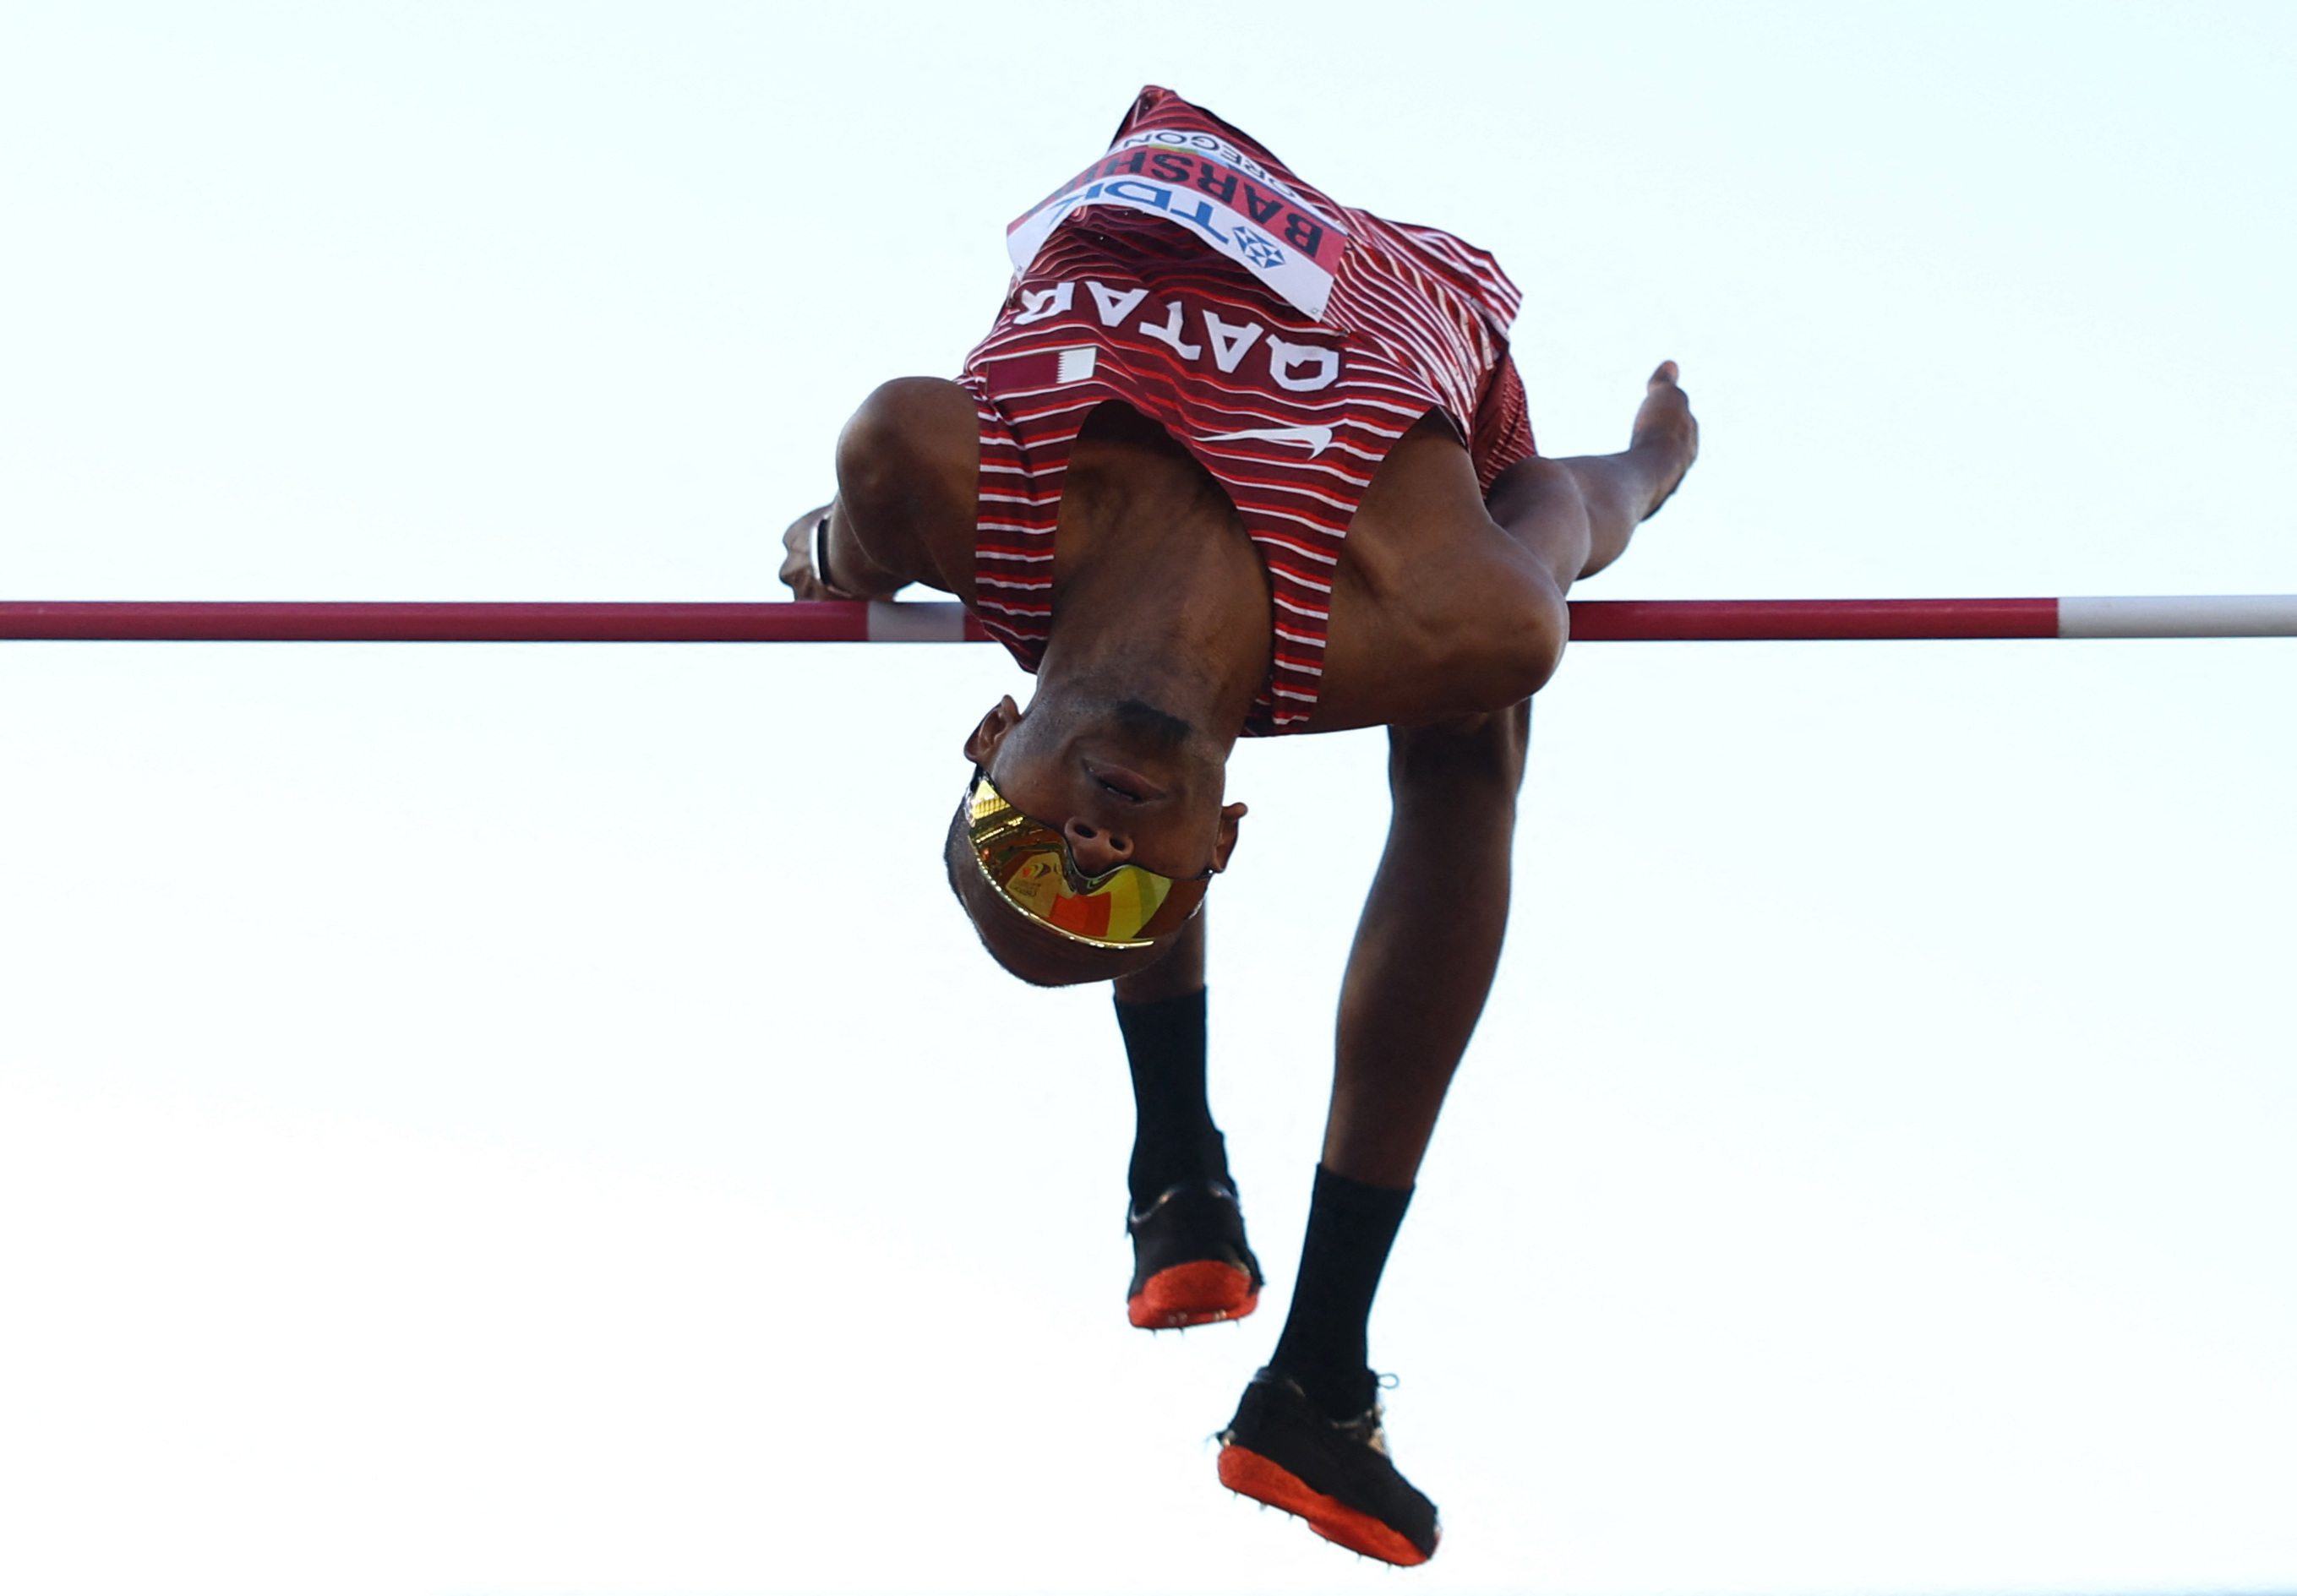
[779,87,1697,1566]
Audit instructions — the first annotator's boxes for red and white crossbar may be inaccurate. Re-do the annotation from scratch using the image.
[2,596,2294,645]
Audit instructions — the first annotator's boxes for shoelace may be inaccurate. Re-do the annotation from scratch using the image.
[1340,1373,1404,1455]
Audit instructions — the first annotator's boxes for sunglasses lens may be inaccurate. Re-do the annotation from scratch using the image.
[967,775,1189,946]
[998,849,1173,940]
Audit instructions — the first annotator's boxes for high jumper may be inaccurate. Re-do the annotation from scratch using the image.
[7,82,2293,1571]
[776,84,1698,1566]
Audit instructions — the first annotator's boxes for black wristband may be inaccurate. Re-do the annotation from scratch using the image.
[811,513,842,595]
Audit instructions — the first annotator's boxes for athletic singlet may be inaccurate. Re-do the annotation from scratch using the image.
[961,86,1536,734]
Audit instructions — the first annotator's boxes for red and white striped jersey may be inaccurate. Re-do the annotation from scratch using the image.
[960,86,1536,734]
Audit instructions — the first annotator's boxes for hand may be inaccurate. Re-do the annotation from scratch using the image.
[778,504,847,600]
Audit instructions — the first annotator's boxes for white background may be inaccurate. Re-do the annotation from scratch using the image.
[3,5,2292,1593]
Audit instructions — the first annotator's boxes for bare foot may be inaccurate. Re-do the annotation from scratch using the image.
[1629,361,1699,520]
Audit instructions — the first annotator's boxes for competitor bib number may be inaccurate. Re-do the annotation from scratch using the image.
[1007,125,1350,320]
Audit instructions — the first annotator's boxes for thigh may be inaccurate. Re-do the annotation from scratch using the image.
[1315,419,1563,732]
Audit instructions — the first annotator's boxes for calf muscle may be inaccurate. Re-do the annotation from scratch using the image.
[1323,702,1529,1188]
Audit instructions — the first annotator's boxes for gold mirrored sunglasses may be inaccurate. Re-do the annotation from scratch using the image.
[963,769,1213,949]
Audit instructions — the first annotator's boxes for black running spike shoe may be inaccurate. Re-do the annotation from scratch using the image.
[1216,1367,1440,1566]
[1126,1181,1263,1329]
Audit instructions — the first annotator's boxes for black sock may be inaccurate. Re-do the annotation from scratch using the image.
[1114,987,1230,1209]
[1268,1164,1414,1421]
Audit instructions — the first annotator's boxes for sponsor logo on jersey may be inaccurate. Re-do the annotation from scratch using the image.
[1202,423,1336,456]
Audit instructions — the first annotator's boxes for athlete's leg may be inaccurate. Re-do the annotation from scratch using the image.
[1487,361,1700,587]
[1113,913,1221,1202]
[1223,705,1525,1566]
[1113,912,1264,1328]
[1220,363,1695,1560]
[1284,365,1689,1191]
[1323,704,1530,1186]
[1282,367,1689,1195]
[1265,702,1529,1414]
[1316,363,1696,726]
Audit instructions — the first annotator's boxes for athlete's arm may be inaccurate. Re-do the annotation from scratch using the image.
[818,377,982,602]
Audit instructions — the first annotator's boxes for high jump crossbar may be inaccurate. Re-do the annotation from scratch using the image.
[3,596,2295,645]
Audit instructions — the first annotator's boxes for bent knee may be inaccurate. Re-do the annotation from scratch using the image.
[1389,698,1531,794]
[1443,554,1568,711]
[1504,562,1571,698]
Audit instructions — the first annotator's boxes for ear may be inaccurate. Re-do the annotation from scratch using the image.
[1210,801,1247,873]
[962,695,1023,767]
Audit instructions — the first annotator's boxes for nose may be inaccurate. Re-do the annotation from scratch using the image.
[1063,818,1132,875]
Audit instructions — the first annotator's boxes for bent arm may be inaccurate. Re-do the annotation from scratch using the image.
[819,376,983,601]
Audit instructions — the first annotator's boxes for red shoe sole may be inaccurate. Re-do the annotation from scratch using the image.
[1217,1443,1434,1566]
[1127,1261,1258,1329]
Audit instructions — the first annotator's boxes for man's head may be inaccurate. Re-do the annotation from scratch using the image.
[946,689,1246,987]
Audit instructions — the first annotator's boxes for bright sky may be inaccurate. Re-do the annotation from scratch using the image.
[3,5,2293,1594]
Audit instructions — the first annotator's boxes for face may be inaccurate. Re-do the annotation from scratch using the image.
[962,695,1246,886]
[943,807,1176,986]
